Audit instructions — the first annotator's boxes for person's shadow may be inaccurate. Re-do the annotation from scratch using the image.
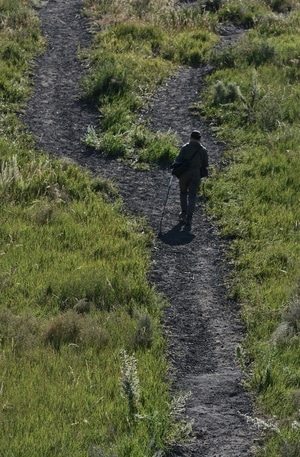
[158,223,195,246]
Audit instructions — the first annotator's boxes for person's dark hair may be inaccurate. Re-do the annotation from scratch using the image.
[190,130,201,140]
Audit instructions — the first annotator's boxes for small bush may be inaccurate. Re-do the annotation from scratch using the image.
[211,45,237,69]
[256,13,290,36]
[163,6,206,30]
[101,99,137,132]
[201,0,223,13]
[1,42,25,66]
[289,389,300,409]
[244,40,277,67]
[284,296,300,336]
[254,360,274,394]
[91,176,118,200]
[80,317,110,352]
[266,0,295,13]
[44,310,109,351]
[30,201,56,225]
[0,310,41,355]
[218,3,256,27]
[130,124,150,149]
[281,439,300,457]
[101,131,128,156]
[0,155,23,198]
[212,38,277,69]
[113,22,163,43]
[210,80,242,105]
[44,311,82,350]
[133,314,153,349]
[120,349,140,417]
[137,130,178,164]
[82,58,130,103]
[45,183,69,203]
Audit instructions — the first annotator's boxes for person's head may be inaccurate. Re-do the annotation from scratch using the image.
[190,130,201,142]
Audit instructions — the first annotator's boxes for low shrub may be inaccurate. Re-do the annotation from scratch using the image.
[132,314,154,349]
[44,310,110,351]
[281,440,300,457]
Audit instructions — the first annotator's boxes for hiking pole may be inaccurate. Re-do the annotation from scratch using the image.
[201,177,207,219]
[159,173,174,234]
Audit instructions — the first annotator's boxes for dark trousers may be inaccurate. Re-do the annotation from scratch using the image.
[179,168,201,217]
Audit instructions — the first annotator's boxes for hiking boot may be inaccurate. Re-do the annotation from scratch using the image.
[179,211,187,223]
[185,215,192,227]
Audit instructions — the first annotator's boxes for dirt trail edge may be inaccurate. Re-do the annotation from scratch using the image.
[23,1,258,455]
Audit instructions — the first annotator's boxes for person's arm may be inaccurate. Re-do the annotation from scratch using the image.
[175,145,187,162]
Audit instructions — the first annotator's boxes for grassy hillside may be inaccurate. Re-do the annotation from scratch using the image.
[201,6,300,457]
[1,0,300,456]
[0,1,181,455]
[81,0,300,455]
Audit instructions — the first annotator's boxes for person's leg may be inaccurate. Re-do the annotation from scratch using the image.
[179,174,190,221]
[186,172,201,223]
[180,191,188,213]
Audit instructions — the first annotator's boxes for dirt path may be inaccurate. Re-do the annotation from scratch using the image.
[23,1,257,455]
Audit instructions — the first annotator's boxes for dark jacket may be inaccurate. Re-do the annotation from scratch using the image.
[176,140,208,169]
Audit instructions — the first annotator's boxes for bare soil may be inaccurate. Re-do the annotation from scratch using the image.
[23,1,258,455]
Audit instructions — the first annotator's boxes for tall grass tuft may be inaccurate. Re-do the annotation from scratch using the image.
[44,310,109,351]
[284,294,300,335]
[120,349,140,418]
[0,154,23,194]
[281,440,300,457]
[132,313,154,349]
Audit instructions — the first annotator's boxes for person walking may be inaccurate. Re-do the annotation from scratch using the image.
[174,130,208,227]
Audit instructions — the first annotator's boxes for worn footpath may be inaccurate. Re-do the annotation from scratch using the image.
[23,1,258,455]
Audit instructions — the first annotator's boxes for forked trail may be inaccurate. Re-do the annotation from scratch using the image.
[24,1,257,455]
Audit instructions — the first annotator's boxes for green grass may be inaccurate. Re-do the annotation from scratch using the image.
[81,2,300,455]
[0,1,191,455]
[2,0,300,455]
[81,0,217,164]
[199,7,300,456]
[0,314,173,456]
[0,141,183,454]
[80,2,300,454]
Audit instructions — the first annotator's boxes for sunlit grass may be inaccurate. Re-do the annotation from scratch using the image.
[0,1,190,455]
[200,8,300,456]
[81,0,217,163]
[2,0,300,455]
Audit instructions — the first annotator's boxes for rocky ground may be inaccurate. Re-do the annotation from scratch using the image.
[23,1,258,455]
